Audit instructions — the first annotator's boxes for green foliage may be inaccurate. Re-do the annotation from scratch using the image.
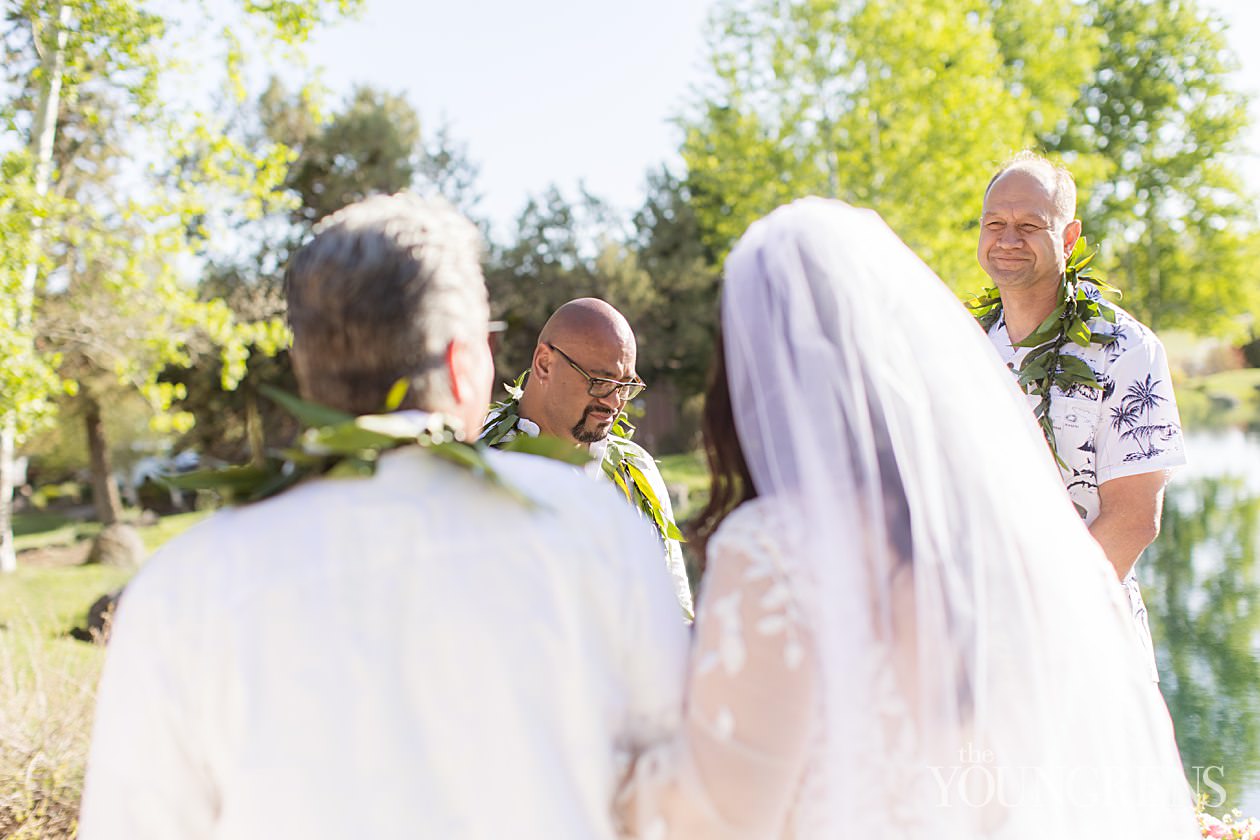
[1044,0,1257,334]
[501,434,591,467]
[603,442,686,542]
[270,82,421,228]
[483,176,717,446]
[479,370,529,446]
[1176,368,1260,432]
[1144,475,1260,803]
[168,387,529,505]
[2,0,357,448]
[178,80,482,463]
[966,237,1118,471]
[484,187,640,376]
[630,169,721,399]
[681,0,1256,332]
[481,380,684,543]
[239,0,363,42]
[0,509,205,834]
[681,0,1097,288]
[0,151,63,439]
[656,450,710,521]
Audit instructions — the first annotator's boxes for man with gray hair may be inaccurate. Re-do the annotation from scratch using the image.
[977,152,1185,678]
[80,193,688,839]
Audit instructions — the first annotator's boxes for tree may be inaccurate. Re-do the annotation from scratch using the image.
[482,176,720,452]
[0,0,360,571]
[275,83,421,229]
[680,0,1098,289]
[173,81,485,463]
[626,168,721,450]
[485,186,632,378]
[1042,0,1257,334]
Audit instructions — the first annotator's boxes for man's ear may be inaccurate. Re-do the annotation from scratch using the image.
[445,339,473,404]
[530,343,552,381]
[1063,219,1083,260]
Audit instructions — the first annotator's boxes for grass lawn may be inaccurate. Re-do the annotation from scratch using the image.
[0,510,208,839]
[1178,368,1260,430]
[657,451,709,522]
[11,512,100,554]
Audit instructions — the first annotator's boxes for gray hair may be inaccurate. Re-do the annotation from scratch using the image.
[984,151,1077,226]
[284,192,488,415]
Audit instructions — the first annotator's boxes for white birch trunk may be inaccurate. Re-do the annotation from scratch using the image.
[1,1,70,573]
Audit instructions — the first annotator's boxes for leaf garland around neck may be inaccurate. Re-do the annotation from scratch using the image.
[164,383,531,505]
[964,236,1120,471]
[601,437,686,542]
[480,369,683,544]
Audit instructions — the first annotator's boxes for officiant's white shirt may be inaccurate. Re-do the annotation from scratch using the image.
[80,447,688,840]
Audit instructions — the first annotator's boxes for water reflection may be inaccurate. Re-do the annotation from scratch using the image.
[1145,441,1260,815]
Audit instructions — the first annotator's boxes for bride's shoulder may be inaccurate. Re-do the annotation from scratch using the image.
[709,496,800,565]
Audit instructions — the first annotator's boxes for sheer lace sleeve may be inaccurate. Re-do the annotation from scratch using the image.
[620,500,817,840]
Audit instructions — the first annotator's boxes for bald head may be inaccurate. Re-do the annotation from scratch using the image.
[519,298,641,446]
[538,298,636,352]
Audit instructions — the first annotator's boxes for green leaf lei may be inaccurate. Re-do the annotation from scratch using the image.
[965,237,1120,470]
[480,371,685,544]
[165,384,528,505]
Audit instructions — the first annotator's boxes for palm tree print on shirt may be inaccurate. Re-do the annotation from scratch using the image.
[1104,324,1128,363]
[1109,374,1180,462]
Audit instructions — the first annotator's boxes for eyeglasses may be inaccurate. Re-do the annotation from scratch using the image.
[546,343,646,401]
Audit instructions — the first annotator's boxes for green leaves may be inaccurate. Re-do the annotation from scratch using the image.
[683,0,1088,288]
[479,374,528,447]
[260,384,352,428]
[975,237,1116,470]
[1046,0,1254,334]
[484,380,685,547]
[163,388,525,506]
[625,460,685,542]
[502,435,591,467]
[605,438,687,545]
[1014,303,1068,349]
[1055,354,1100,389]
[1065,317,1092,348]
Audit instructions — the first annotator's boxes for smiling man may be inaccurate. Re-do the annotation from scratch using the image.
[482,298,693,617]
[977,152,1186,679]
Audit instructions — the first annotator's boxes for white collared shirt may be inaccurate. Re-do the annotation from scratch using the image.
[80,446,687,839]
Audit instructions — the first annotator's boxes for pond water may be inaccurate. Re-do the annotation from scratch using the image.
[1146,429,1260,816]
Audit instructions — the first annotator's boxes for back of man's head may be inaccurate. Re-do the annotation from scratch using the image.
[285,193,488,416]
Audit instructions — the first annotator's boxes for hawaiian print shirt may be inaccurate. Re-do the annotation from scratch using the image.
[988,298,1185,678]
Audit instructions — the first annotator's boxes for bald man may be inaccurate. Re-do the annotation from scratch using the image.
[482,298,693,618]
[978,152,1185,679]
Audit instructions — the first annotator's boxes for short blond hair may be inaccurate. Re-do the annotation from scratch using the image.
[984,151,1077,225]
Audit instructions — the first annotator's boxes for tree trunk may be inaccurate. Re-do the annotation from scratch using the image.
[84,393,123,527]
[246,387,266,466]
[0,2,71,574]
[0,425,18,573]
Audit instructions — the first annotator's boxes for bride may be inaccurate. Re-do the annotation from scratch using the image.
[620,198,1198,838]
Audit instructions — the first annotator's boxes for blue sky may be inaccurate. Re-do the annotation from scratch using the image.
[302,0,1260,237]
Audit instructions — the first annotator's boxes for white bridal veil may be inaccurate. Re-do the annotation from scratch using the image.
[628,198,1197,839]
